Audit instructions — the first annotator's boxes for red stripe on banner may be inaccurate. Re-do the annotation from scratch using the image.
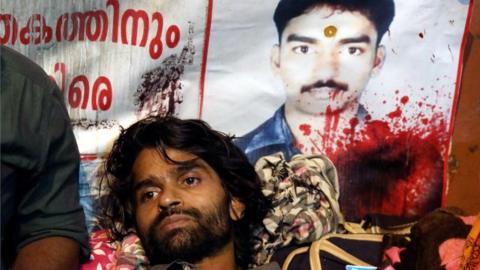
[442,0,474,207]
[198,0,213,119]
[81,154,98,161]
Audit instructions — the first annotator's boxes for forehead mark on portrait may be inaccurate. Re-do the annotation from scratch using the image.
[324,25,337,37]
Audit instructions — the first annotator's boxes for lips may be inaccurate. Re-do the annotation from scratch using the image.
[158,214,194,231]
[308,87,337,100]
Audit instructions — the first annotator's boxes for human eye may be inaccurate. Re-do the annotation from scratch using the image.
[181,176,200,187]
[140,189,159,202]
[292,45,313,55]
[346,46,364,56]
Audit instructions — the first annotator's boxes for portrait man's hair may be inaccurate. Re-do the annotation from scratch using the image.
[273,0,395,45]
[99,116,270,268]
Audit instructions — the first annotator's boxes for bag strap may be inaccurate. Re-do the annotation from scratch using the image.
[344,221,414,235]
[309,234,384,270]
[281,246,309,270]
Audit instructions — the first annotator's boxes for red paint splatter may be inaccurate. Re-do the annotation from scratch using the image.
[350,117,359,128]
[419,32,424,38]
[336,140,344,148]
[299,124,312,136]
[287,87,448,221]
[322,106,341,149]
[346,117,359,137]
[331,89,341,100]
[295,142,305,151]
[332,118,446,221]
[387,107,402,119]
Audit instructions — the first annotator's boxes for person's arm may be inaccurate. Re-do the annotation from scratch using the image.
[12,79,90,268]
[12,237,80,270]
[1,46,90,268]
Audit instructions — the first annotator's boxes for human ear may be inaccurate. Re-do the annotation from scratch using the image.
[371,45,386,77]
[229,198,246,221]
[270,44,281,75]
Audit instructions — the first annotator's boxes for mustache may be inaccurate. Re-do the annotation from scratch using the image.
[300,79,349,93]
[152,207,201,229]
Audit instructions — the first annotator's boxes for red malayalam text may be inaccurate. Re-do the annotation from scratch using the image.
[50,63,113,111]
[1,0,181,59]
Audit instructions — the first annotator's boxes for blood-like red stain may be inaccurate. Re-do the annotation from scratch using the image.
[322,106,341,149]
[387,107,402,119]
[287,87,447,221]
[342,117,359,139]
[331,89,341,100]
[332,118,446,221]
[310,89,449,221]
[295,142,305,151]
[343,128,352,136]
[336,140,344,148]
[299,124,312,136]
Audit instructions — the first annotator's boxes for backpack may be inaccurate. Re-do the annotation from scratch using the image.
[272,233,384,270]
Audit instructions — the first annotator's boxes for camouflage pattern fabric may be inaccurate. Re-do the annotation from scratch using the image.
[253,153,344,265]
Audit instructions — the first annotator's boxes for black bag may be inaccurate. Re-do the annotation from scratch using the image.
[272,233,384,270]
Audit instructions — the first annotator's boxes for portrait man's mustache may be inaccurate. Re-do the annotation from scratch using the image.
[300,79,349,94]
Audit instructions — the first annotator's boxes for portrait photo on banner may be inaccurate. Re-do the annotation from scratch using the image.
[202,0,472,221]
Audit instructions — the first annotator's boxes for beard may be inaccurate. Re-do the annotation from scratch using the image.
[138,196,233,265]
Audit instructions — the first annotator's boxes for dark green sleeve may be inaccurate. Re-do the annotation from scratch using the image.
[15,88,91,262]
[1,46,90,262]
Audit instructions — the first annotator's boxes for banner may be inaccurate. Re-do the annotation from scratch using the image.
[1,0,472,223]
[1,0,211,154]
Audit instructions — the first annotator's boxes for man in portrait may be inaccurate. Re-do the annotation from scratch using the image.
[236,0,443,221]
[236,0,394,164]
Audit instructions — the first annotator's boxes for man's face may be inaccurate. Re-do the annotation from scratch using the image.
[132,147,242,264]
[272,5,385,115]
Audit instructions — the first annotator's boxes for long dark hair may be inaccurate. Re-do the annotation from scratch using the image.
[100,116,270,268]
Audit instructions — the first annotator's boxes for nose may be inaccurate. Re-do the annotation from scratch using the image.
[158,186,182,211]
[312,50,339,81]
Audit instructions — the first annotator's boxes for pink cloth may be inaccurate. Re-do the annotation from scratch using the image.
[79,230,149,270]
[439,238,465,270]
[383,247,405,265]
